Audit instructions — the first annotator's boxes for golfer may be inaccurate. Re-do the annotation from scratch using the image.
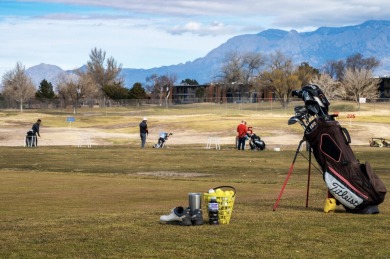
[139,117,148,148]
[236,120,247,150]
[32,119,41,146]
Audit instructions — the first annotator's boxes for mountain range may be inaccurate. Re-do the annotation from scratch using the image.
[26,20,390,88]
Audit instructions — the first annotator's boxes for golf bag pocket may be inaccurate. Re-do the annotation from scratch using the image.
[324,161,386,209]
[324,163,367,209]
[305,119,357,168]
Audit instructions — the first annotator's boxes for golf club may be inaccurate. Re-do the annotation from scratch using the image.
[288,116,307,130]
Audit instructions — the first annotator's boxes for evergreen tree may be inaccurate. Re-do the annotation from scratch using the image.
[129,82,147,99]
[103,82,129,100]
[35,79,56,99]
[181,79,199,85]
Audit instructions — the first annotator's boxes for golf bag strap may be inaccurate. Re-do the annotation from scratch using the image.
[341,127,351,144]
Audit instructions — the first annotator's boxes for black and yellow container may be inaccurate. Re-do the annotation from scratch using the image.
[203,186,236,224]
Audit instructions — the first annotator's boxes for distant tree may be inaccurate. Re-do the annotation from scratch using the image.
[146,74,177,106]
[220,51,243,85]
[86,47,123,105]
[342,68,381,109]
[103,82,129,100]
[241,52,265,85]
[129,82,147,99]
[1,62,36,112]
[346,53,380,71]
[57,69,97,114]
[35,79,56,99]
[310,73,344,100]
[323,60,345,80]
[181,79,199,85]
[323,53,380,81]
[296,62,320,86]
[257,51,300,109]
[219,51,264,99]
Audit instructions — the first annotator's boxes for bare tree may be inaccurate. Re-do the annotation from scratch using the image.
[257,51,300,108]
[220,51,243,84]
[57,70,97,114]
[1,62,36,112]
[86,47,123,106]
[241,52,265,84]
[346,53,380,71]
[146,74,177,106]
[323,53,380,81]
[342,68,381,109]
[219,51,264,101]
[323,60,345,80]
[310,73,345,100]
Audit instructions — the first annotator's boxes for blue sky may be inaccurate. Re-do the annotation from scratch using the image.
[1,0,389,76]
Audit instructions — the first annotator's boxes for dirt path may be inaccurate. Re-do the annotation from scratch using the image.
[1,120,387,148]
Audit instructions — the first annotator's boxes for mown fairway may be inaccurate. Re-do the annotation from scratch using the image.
[1,144,389,258]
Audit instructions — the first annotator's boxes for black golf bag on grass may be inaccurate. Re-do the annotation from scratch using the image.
[153,132,172,148]
[291,85,386,214]
[305,118,386,213]
[25,130,36,147]
[249,133,266,151]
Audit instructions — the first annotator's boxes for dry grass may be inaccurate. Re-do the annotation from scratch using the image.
[1,102,389,258]
[0,145,389,258]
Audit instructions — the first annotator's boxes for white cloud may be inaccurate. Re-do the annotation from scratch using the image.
[168,21,235,36]
[1,0,390,74]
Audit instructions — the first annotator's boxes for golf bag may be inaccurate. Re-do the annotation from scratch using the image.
[153,132,172,148]
[291,84,386,213]
[249,133,266,151]
[25,130,36,147]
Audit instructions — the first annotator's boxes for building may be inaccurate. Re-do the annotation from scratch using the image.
[171,83,274,104]
[379,77,390,98]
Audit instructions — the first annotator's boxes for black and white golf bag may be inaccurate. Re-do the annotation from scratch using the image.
[291,85,387,213]
[249,134,266,151]
[153,132,172,148]
[25,130,36,147]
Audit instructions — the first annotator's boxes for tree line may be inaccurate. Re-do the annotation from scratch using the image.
[0,47,382,112]
[218,51,381,109]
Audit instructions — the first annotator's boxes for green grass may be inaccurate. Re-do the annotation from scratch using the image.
[1,145,389,258]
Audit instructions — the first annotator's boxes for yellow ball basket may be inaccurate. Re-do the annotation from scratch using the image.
[203,186,236,224]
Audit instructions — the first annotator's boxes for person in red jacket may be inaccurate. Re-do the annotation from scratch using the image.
[236,120,248,150]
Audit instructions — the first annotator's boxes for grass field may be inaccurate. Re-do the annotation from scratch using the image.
[0,144,389,258]
[1,101,389,258]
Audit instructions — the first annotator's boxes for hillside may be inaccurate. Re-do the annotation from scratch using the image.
[26,20,390,87]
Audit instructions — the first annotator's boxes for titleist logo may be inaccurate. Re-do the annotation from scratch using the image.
[329,182,360,207]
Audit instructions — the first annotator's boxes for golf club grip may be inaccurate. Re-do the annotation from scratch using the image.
[213,186,236,197]
[341,127,351,144]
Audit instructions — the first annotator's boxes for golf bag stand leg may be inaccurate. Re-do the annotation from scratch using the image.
[305,146,312,208]
[273,139,308,211]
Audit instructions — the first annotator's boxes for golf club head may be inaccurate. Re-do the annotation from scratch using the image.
[294,106,307,115]
[306,103,320,116]
[288,116,307,130]
[291,90,303,98]
[288,116,299,125]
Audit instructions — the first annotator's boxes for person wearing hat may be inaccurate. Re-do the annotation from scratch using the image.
[139,117,148,148]
[32,119,41,147]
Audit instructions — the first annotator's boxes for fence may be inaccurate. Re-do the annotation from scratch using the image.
[0,97,389,116]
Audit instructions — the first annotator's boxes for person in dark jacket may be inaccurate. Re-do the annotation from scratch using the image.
[32,119,41,146]
[139,117,148,148]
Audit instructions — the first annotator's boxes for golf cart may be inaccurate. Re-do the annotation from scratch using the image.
[369,138,389,147]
